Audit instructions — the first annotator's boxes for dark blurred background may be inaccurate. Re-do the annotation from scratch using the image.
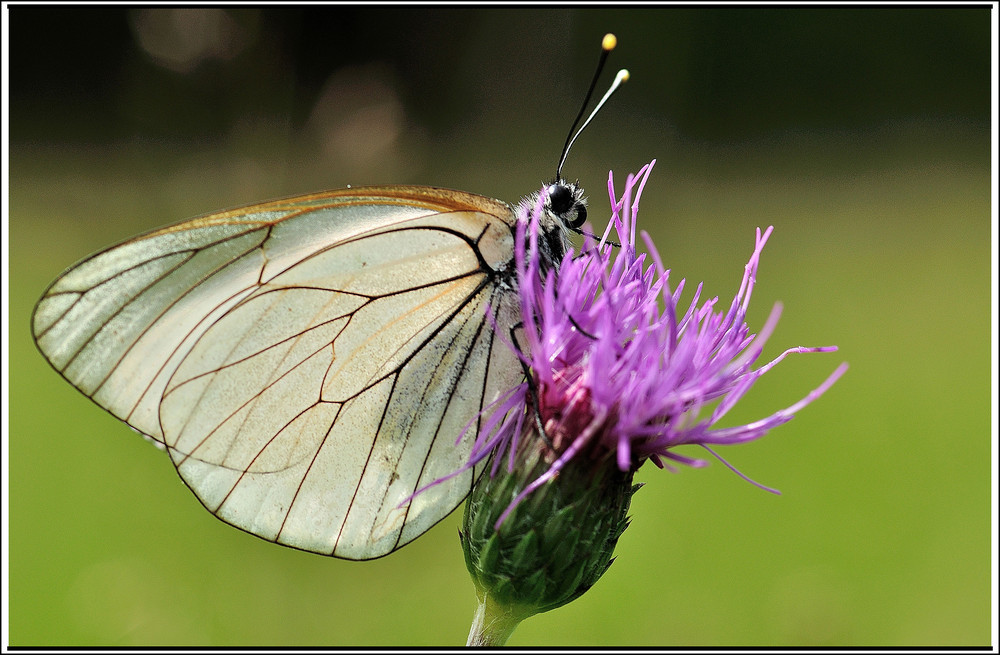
[8,5,992,647]
[10,6,989,141]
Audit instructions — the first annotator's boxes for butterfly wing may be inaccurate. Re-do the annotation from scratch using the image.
[32,186,524,559]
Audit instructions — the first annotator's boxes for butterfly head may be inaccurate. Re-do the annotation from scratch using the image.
[518,179,587,267]
[545,179,588,230]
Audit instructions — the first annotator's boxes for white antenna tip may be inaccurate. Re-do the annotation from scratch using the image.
[617,69,630,83]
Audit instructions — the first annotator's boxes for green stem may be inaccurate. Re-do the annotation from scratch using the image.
[466,593,529,647]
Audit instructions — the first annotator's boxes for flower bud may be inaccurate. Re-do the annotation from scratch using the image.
[461,434,640,645]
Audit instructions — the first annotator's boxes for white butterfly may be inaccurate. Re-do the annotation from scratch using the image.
[32,181,586,559]
[33,35,625,561]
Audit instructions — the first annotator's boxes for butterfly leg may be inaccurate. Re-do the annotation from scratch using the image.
[508,323,553,449]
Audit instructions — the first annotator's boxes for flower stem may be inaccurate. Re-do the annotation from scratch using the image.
[466,593,528,646]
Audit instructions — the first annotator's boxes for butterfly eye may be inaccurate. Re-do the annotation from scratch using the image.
[548,184,574,215]
[548,183,587,229]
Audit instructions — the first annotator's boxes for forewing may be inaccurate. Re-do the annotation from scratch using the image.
[33,186,523,558]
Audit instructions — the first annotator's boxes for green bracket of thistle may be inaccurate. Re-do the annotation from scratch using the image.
[461,439,641,645]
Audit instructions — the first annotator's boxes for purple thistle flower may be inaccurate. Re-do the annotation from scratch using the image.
[460,160,847,645]
[469,160,848,526]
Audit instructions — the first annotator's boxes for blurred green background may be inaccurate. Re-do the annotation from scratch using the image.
[7,6,992,647]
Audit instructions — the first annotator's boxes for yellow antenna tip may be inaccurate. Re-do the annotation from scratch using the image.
[602,33,617,51]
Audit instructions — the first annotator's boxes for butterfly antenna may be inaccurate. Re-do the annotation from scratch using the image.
[556,33,630,180]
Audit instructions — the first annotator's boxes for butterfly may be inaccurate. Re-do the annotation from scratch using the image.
[32,35,626,561]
